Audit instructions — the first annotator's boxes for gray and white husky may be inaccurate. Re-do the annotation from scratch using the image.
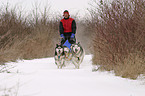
[71,42,85,69]
[54,44,65,69]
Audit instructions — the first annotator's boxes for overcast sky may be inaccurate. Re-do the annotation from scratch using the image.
[0,0,94,18]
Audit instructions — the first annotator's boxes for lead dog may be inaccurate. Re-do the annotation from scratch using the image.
[54,44,65,69]
[71,42,85,69]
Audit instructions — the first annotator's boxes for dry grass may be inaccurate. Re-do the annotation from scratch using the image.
[88,0,145,79]
[0,3,59,65]
[114,52,145,79]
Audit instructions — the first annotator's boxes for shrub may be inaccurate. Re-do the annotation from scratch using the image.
[89,0,145,79]
[0,3,59,64]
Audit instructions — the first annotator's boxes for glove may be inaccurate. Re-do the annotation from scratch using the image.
[71,33,75,38]
[60,34,65,38]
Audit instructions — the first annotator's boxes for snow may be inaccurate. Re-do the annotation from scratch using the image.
[0,55,145,96]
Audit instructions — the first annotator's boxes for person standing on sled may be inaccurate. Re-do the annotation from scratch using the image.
[59,10,76,48]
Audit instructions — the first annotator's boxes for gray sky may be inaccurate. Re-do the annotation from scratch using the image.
[0,0,93,18]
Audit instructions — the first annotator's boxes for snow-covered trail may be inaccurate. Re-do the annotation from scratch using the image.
[0,55,145,96]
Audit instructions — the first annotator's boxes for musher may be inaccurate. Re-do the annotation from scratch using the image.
[59,10,77,49]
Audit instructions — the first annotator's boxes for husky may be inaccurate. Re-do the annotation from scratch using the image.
[71,42,85,69]
[63,46,73,61]
[54,44,65,69]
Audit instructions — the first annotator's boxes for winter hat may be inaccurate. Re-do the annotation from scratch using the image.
[63,10,69,15]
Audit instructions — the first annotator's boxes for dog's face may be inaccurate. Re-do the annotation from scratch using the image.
[55,44,64,55]
[64,47,70,53]
[71,42,81,53]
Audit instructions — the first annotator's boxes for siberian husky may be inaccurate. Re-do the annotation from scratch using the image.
[63,46,73,61]
[71,42,85,69]
[54,44,65,69]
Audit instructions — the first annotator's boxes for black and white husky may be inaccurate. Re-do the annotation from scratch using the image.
[54,44,65,69]
[71,42,85,69]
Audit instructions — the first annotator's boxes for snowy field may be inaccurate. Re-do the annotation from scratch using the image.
[0,55,145,96]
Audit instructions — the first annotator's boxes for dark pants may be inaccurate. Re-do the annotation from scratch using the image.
[61,32,76,45]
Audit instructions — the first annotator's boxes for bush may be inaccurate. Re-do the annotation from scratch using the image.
[0,3,59,64]
[89,0,145,79]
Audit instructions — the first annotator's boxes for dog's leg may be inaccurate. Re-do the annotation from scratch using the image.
[78,51,85,65]
[75,57,81,69]
[63,59,65,68]
[77,60,80,69]
[61,55,66,68]
[72,58,79,69]
[55,56,60,69]
[57,61,60,69]
[56,60,62,69]
[76,63,80,69]
[55,61,57,65]
[60,58,65,69]
[57,65,60,69]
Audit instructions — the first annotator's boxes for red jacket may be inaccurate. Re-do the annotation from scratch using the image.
[59,17,76,34]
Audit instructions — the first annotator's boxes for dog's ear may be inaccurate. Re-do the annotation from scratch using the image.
[60,44,63,48]
[78,42,80,45]
[56,44,58,47]
[71,44,74,48]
